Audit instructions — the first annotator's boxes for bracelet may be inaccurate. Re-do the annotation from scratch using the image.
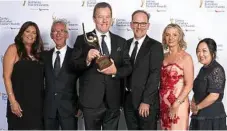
[8,92,13,96]
[176,99,184,104]
[10,101,17,106]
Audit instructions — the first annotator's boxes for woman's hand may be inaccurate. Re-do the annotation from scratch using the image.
[169,102,179,119]
[10,101,23,117]
[190,101,199,115]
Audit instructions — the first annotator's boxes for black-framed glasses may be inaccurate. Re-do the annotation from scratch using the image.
[132,22,148,27]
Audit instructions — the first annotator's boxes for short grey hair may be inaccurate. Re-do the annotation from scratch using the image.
[131,10,150,22]
[51,19,68,33]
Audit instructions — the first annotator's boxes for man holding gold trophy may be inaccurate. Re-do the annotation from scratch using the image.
[70,2,132,130]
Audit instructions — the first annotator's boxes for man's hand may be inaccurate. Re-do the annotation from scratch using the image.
[98,59,117,75]
[138,103,150,117]
[75,109,83,118]
[86,49,100,63]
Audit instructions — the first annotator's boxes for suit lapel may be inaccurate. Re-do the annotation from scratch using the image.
[57,46,70,76]
[109,32,117,58]
[46,49,56,77]
[48,49,54,70]
[134,36,150,66]
[127,39,133,50]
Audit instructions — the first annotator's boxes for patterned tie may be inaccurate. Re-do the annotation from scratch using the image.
[54,51,61,76]
[130,41,139,64]
[101,35,109,56]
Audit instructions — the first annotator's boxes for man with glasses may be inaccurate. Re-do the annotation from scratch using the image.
[70,2,132,130]
[42,19,79,130]
[123,10,164,130]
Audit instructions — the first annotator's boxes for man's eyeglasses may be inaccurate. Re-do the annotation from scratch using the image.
[51,30,67,35]
[132,22,148,27]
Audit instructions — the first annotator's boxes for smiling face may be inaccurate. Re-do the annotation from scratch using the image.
[196,42,213,66]
[164,27,180,48]
[93,7,112,33]
[22,26,37,45]
[51,22,68,49]
[130,12,150,40]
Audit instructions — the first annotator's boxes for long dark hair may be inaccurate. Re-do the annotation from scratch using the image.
[14,21,43,60]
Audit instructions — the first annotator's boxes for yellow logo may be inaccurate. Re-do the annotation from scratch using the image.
[82,0,86,7]
[111,18,116,26]
[141,0,146,7]
[23,0,27,6]
[198,37,202,41]
[52,13,57,21]
[199,0,204,8]
[170,18,175,24]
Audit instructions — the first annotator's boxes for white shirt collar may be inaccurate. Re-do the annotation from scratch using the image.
[132,35,146,45]
[95,29,110,39]
[54,45,67,55]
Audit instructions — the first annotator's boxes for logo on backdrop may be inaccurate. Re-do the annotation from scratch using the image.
[199,0,226,13]
[112,18,131,31]
[141,0,167,12]
[0,92,7,104]
[81,0,97,8]
[52,13,79,32]
[23,0,27,6]
[22,0,50,11]
[170,18,196,32]
[0,17,21,30]
[141,0,146,7]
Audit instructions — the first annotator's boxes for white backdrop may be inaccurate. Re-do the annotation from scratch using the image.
[0,0,227,130]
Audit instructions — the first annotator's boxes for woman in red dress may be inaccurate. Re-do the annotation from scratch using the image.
[159,24,194,130]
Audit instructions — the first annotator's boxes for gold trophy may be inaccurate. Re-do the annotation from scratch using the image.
[82,23,112,70]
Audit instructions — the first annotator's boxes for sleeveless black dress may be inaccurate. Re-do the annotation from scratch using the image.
[7,60,44,130]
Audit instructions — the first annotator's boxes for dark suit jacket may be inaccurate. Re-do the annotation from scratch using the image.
[42,46,79,118]
[126,35,164,110]
[70,30,132,109]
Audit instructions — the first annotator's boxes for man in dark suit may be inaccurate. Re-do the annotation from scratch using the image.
[70,2,132,130]
[123,10,164,130]
[42,19,79,130]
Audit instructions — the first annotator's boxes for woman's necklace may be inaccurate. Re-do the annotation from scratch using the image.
[28,55,36,61]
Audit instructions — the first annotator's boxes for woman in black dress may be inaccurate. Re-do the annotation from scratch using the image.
[190,38,226,130]
[3,21,44,129]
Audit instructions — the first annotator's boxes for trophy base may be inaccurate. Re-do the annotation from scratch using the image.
[96,56,112,70]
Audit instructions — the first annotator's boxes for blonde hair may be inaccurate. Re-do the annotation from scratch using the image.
[162,23,187,50]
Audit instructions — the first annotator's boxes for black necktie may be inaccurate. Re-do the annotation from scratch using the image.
[130,41,139,64]
[126,41,139,91]
[101,35,109,56]
[54,51,60,76]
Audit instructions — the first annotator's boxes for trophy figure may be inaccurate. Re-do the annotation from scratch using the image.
[82,23,112,70]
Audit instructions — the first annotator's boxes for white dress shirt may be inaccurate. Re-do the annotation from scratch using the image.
[95,29,111,54]
[129,35,146,59]
[52,45,67,68]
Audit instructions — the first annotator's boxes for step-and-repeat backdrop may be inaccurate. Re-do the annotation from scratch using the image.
[0,0,227,129]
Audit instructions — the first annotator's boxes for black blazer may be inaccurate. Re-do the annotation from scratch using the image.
[70,30,132,109]
[126,35,164,110]
[42,47,79,118]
